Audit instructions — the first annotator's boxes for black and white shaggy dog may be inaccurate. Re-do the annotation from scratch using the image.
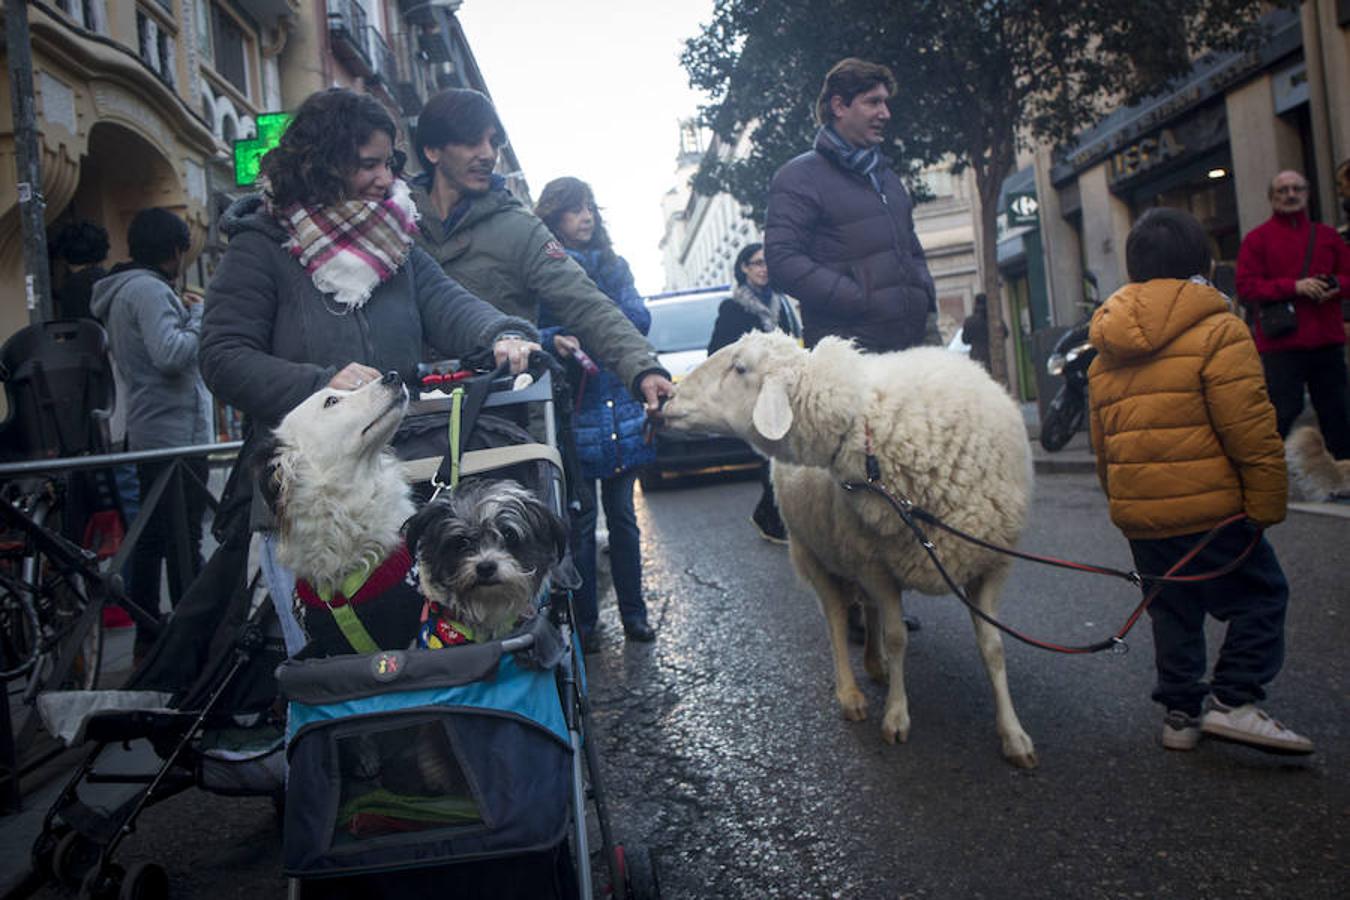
[405,479,568,643]
[260,372,424,656]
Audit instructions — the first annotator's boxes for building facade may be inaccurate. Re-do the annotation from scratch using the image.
[1016,2,1350,349]
[0,0,524,350]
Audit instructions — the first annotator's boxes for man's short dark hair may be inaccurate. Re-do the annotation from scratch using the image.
[815,58,897,126]
[414,89,506,170]
[53,221,109,266]
[128,208,190,267]
[1125,208,1212,283]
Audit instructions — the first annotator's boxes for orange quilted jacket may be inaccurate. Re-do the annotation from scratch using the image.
[1087,279,1286,539]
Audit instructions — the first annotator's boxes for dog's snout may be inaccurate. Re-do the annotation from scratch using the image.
[381,371,400,385]
[475,560,498,580]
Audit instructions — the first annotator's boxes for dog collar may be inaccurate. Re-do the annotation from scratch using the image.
[296,543,413,610]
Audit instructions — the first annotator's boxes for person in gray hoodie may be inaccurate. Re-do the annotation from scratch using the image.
[91,207,211,654]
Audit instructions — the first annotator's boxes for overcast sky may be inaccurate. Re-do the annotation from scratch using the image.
[456,0,713,295]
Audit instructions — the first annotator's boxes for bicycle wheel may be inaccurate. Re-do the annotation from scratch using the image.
[7,493,104,695]
[0,563,42,680]
[30,551,104,693]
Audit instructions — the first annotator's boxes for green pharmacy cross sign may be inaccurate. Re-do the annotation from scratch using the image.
[233,112,293,187]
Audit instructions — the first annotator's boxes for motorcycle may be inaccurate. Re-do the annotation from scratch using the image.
[1039,275,1100,453]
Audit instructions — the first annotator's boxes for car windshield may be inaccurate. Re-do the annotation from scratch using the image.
[646,295,725,353]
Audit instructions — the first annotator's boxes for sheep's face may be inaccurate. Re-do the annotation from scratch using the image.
[661,331,800,447]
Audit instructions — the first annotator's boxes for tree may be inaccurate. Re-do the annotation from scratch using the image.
[682,0,1281,387]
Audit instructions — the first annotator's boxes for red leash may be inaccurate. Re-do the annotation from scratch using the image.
[842,452,1262,655]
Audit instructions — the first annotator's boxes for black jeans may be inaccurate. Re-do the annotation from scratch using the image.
[1129,522,1288,717]
[1261,344,1350,458]
[131,457,208,651]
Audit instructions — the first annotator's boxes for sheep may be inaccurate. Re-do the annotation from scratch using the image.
[660,331,1037,768]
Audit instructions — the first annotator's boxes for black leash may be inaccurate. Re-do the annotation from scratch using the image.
[840,435,1262,655]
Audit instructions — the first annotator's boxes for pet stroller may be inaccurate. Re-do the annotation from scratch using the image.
[278,358,661,899]
[25,530,289,900]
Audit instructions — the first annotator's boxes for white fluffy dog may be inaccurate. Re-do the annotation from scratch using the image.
[262,372,420,654]
[661,331,1037,768]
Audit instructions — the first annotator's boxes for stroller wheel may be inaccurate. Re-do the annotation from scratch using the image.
[78,861,123,900]
[118,862,170,900]
[53,830,100,886]
[31,823,70,878]
[619,843,661,900]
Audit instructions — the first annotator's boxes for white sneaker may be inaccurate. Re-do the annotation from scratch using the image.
[1161,710,1201,751]
[1201,699,1314,755]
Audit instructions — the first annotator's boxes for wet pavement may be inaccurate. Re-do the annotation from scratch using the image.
[583,470,1346,899]
[4,466,1347,899]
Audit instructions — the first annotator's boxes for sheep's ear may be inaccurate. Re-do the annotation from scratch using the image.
[752,376,793,441]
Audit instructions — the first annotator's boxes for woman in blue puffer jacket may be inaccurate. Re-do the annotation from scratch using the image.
[536,177,655,651]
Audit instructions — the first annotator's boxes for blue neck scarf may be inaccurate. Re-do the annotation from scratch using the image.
[816,126,883,194]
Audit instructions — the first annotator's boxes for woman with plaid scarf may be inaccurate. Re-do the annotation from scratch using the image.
[201,90,539,640]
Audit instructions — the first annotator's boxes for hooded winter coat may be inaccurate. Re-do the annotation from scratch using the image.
[539,248,656,480]
[200,194,534,429]
[764,130,936,353]
[90,265,211,450]
[409,178,666,395]
[1087,279,1287,539]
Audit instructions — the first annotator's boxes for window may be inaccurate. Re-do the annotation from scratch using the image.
[136,6,176,87]
[211,4,250,95]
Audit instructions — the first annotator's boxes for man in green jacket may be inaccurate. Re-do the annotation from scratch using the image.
[411,89,673,410]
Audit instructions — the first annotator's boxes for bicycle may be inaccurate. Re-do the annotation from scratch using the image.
[1,474,103,704]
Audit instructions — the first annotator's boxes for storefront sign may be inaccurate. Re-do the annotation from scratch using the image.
[1006,192,1039,227]
[1050,8,1301,186]
[1106,129,1186,186]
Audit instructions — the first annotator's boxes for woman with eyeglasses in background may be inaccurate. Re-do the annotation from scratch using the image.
[707,243,802,543]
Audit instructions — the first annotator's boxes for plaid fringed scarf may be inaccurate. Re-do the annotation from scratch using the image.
[272,179,420,309]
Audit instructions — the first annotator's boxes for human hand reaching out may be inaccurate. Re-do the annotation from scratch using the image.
[328,362,382,391]
[553,334,581,358]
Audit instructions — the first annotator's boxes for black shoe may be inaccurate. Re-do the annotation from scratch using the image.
[751,504,789,545]
[623,621,656,642]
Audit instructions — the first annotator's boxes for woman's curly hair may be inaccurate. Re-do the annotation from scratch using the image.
[260,88,397,209]
[534,177,615,265]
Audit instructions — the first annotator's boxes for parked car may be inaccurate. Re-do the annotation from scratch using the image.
[640,287,761,490]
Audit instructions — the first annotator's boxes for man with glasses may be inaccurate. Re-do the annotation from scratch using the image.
[1236,170,1350,457]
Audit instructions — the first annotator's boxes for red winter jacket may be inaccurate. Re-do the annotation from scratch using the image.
[1235,210,1350,353]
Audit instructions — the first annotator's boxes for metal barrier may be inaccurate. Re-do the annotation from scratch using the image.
[0,442,240,810]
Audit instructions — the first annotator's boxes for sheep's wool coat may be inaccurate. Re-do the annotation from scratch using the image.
[764,337,1031,595]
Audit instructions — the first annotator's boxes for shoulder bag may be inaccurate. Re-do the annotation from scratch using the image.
[1255,226,1317,339]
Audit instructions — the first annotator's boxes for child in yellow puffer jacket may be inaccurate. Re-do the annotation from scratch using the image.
[1087,207,1312,756]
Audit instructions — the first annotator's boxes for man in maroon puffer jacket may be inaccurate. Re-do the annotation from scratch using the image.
[1235,169,1350,457]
